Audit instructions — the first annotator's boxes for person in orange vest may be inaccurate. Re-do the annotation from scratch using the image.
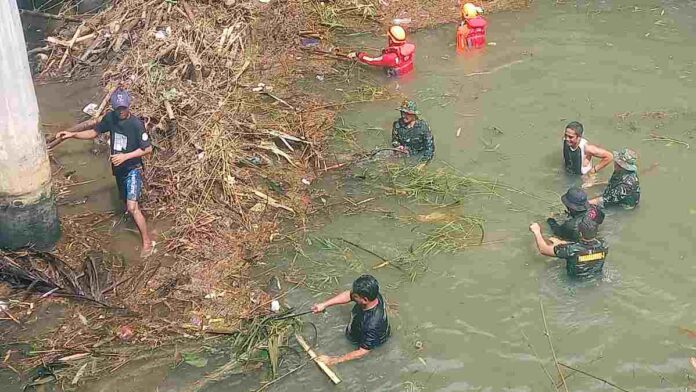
[348,26,415,77]
[456,3,487,51]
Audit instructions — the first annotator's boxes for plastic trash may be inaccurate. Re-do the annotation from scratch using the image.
[392,18,411,25]
[300,37,320,48]
[82,103,99,117]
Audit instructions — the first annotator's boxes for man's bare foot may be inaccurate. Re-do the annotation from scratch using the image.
[140,241,156,258]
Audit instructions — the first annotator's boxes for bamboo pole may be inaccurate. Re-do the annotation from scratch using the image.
[559,363,630,392]
[540,299,569,392]
[294,334,341,385]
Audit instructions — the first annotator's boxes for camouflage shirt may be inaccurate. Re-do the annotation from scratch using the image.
[548,206,605,242]
[553,238,608,277]
[392,118,435,161]
[602,170,640,208]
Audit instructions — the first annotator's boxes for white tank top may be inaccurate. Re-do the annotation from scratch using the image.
[567,138,592,174]
[579,138,593,174]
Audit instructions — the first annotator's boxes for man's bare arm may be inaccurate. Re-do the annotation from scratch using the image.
[128,145,153,159]
[56,129,98,140]
[586,143,613,173]
[311,290,351,313]
[529,223,556,257]
[533,232,556,256]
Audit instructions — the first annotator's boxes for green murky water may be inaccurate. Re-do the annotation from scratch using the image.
[5,1,696,391]
[267,2,696,391]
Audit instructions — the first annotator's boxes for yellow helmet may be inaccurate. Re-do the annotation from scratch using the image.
[462,3,483,19]
[388,25,407,43]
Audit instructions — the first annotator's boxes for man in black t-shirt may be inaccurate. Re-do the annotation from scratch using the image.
[311,275,390,366]
[57,88,154,257]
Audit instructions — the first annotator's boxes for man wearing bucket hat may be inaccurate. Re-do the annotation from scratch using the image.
[530,218,608,277]
[391,99,435,162]
[56,88,155,257]
[547,187,605,242]
[590,148,640,209]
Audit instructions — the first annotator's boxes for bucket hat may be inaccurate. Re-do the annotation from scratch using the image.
[561,187,589,212]
[613,148,638,171]
[397,99,420,115]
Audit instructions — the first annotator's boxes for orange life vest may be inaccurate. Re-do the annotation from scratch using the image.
[383,43,415,77]
[463,16,487,49]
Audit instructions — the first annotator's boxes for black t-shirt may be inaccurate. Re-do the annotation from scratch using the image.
[96,111,150,176]
[345,293,390,350]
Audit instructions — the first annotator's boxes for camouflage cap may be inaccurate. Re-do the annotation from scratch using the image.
[613,148,638,171]
[397,99,420,115]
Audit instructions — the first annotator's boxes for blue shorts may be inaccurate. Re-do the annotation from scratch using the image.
[116,168,142,201]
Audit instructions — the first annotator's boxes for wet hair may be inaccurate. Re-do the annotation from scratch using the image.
[565,121,584,137]
[352,274,380,301]
[578,218,598,240]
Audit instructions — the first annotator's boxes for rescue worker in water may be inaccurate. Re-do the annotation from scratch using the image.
[457,2,487,51]
[348,25,415,77]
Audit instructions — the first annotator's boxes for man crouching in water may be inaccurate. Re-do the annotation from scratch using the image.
[311,275,390,366]
[392,99,435,162]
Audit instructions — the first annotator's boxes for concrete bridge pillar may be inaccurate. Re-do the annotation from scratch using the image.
[0,1,59,249]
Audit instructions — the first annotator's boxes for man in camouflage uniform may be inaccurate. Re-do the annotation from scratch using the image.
[547,187,605,242]
[530,218,608,277]
[590,148,640,209]
[392,100,435,162]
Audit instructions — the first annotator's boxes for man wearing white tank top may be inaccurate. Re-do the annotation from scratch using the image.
[562,121,613,179]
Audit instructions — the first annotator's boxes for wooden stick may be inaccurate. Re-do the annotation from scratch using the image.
[182,1,196,22]
[58,24,84,70]
[164,100,175,120]
[232,60,250,84]
[79,33,105,62]
[20,9,83,23]
[47,118,99,150]
[27,46,51,55]
[181,40,203,81]
[295,334,341,385]
[540,299,569,392]
[520,329,557,390]
[155,42,178,61]
[46,33,96,47]
[559,363,630,392]
[2,309,21,325]
[337,237,387,262]
[250,189,295,213]
[97,85,120,118]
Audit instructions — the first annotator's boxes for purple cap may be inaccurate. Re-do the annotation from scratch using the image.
[110,88,131,109]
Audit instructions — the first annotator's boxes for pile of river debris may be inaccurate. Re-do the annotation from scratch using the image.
[6,0,383,387]
[2,0,526,388]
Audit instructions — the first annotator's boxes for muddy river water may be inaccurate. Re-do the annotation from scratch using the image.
[6,0,696,391]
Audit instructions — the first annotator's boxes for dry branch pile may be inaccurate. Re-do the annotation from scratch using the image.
[33,0,358,325]
[380,0,530,29]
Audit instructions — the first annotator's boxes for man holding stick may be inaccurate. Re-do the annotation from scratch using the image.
[311,274,390,365]
[56,88,154,257]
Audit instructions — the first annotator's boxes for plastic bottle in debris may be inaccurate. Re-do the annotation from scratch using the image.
[392,18,411,25]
